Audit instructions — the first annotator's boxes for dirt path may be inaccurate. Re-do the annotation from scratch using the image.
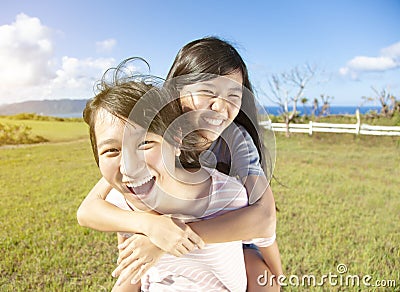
[0,138,88,150]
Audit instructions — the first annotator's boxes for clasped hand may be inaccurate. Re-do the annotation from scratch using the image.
[112,215,204,286]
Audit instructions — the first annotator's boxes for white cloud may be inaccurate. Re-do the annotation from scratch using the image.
[339,41,400,79]
[0,14,115,104]
[96,38,117,53]
[0,13,55,89]
[50,56,115,97]
[347,56,397,71]
[380,41,400,58]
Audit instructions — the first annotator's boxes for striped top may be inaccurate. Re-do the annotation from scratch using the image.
[200,123,264,180]
[106,168,249,291]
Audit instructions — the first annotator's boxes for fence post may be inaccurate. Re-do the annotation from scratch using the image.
[355,109,360,135]
[309,121,313,136]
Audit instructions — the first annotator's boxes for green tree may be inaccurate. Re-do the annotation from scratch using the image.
[300,97,309,117]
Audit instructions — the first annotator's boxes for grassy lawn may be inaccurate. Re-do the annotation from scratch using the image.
[273,133,399,290]
[0,139,117,290]
[1,120,399,291]
[0,117,88,143]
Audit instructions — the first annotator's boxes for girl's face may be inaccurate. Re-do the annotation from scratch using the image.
[179,71,243,142]
[94,108,179,211]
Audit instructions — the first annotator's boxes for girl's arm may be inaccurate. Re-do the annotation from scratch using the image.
[77,177,129,231]
[188,174,276,242]
[259,241,283,277]
[77,177,159,233]
[113,175,279,284]
[111,234,142,292]
[78,175,276,244]
[77,176,276,245]
[112,233,164,288]
[77,177,204,255]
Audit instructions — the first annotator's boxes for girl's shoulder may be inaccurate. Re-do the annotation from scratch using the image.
[218,122,252,142]
[202,166,243,189]
[105,188,130,211]
[226,122,249,134]
[216,123,256,151]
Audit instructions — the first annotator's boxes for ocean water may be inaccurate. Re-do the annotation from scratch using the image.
[263,106,381,116]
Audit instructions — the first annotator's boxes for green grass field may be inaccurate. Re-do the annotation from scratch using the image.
[1,120,399,291]
[0,117,88,143]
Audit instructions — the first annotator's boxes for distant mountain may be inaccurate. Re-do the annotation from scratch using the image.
[0,99,88,116]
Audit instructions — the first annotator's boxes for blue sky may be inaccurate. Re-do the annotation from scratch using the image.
[1,0,399,106]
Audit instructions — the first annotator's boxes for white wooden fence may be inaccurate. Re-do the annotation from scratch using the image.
[261,121,400,136]
[260,111,400,136]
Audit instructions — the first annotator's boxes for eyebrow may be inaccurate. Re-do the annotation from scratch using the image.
[229,86,243,93]
[97,138,120,149]
[197,82,216,89]
[200,82,243,92]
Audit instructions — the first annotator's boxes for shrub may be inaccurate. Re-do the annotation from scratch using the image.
[0,113,83,122]
[0,122,48,146]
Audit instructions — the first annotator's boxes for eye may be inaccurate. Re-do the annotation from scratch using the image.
[198,89,216,97]
[138,140,154,150]
[100,148,120,156]
[229,94,242,99]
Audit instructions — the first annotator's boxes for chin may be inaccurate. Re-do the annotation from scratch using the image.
[201,133,219,143]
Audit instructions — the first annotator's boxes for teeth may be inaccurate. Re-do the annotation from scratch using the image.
[204,117,224,126]
[126,175,153,188]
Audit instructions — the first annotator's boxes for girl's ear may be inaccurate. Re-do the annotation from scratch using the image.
[173,128,182,157]
[174,146,181,157]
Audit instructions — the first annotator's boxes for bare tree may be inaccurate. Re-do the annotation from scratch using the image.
[360,95,375,107]
[265,64,316,137]
[319,94,334,116]
[311,98,319,117]
[370,87,397,117]
[359,95,376,116]
[395,99,400,113]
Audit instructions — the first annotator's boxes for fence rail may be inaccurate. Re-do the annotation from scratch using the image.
[260,121,400,136]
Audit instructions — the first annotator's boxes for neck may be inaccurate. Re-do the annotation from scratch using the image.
[164,167,211,200]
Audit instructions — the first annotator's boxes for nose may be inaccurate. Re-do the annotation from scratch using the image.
[210,97,227,113]
[119,148,146,178]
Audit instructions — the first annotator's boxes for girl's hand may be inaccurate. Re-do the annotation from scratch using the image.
[112,234,163,286]
[146,214,205,256]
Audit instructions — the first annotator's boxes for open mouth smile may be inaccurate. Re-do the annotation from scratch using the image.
[125,175,156,199]
[203,116,226,126]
